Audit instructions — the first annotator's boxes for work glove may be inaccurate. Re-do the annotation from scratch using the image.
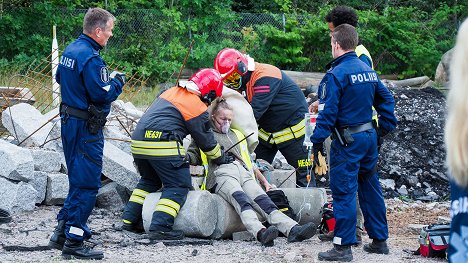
[110,70,126,86]
[212,148,235,165]
[312,142,328,176]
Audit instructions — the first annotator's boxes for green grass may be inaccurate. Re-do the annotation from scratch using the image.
[127,85,161,109]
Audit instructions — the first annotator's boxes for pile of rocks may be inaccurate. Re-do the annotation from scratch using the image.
[378,87,448,201]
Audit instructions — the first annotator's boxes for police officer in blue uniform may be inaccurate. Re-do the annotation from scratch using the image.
[313,24,397,262]
[48,8,125,260]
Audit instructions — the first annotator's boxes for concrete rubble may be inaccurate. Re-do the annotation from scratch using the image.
[142,191,218,237]
[0,101,142,213]
[142,188,326,239]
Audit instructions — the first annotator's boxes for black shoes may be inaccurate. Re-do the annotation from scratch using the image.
[288,222,317,242]
[318,244,353,262]
[49,220,66,250]
[148,229,185,240]
[115,221,145,234]
[257,226,279,247]
[62,239,104,260]
[363,239,389,254]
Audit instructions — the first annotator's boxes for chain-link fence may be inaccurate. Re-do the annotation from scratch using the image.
[53,10,295,62]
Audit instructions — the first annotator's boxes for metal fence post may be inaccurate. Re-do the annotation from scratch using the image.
[282,13,286,33]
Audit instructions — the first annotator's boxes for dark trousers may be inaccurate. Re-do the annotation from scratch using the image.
[330,129,388,246]
[58,117,103,242]
[255,134,315,187]
[123,157,191,232]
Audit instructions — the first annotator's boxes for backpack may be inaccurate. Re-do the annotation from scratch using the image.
[267,189,297,221]
[418,224,450,258]
[319,202,336,234]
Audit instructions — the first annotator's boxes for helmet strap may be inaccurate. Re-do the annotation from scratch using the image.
[201,90,217,105]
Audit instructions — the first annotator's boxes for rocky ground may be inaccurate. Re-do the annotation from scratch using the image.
[0,85,451,262]
[0,198,450,263]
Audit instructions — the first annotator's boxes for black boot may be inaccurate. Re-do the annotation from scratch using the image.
[148,229,185,240]
[257,226,278,247]
[318,244,353,262]
[363,239,389,254]
[62,239,104,260]
[288,222,317,242]
[114,220,145,234]
[49,220,66,250]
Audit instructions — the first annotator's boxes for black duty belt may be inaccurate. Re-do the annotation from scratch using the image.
[60,104,90,120]
[340,122,374,135]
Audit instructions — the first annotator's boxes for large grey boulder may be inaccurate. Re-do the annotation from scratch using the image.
[0,177,37,212]
[30,148,62,173]
[0,139,34,182]
[1,103,54,147]
[281,187,327,225]
[266,169,296,189]
[96,182,129,212]
[102,141,139,191]
[103,126,131,154]
[211,194,251,239]
[142,191,217,237]
[45,173,69,205]
[41,107,62,151]
[435,48,453,85]
[30,171,48,204]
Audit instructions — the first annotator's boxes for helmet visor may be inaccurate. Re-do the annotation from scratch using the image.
[224,71,242,90]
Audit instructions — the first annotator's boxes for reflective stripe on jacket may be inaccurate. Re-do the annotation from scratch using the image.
[258,119,305,144]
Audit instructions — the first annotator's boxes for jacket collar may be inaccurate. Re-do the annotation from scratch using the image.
[79,34,103,51]
[326,51,357,70]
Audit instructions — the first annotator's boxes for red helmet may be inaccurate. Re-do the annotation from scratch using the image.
[214,48,248,89]
[189,68,223,104]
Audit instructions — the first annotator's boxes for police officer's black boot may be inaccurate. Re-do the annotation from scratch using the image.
[257,226,279,247]
[287,222,317,242]
[48,220,66,250]
[62,239,104,260]
[363,239,389,254]
[318,244,353,262]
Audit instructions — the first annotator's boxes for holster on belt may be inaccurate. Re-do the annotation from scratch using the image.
[332,127,354,146]
[87,104,107,134]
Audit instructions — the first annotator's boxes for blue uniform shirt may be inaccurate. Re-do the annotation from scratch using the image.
[311,52,397,144]
[56,34,123,115]
[448,180,468,263]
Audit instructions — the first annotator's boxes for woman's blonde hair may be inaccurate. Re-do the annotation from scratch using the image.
[445,18,468,187]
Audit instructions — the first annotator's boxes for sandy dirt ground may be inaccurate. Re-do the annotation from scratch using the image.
[0,198,451,263]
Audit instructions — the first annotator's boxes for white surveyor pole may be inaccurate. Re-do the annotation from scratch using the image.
[51,25,60,107]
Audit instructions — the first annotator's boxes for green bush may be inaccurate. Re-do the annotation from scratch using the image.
[0,1,464,83]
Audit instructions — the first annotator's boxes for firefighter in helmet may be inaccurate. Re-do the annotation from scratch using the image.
[121,68,234,240]
[214,48,319,187]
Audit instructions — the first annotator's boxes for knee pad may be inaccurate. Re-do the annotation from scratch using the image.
[232,191,254,212]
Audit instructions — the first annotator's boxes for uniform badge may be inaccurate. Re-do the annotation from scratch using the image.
[100,67,110,83]
[319,82,327,100]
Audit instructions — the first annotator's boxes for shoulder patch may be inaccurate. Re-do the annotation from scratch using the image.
[100,67,110,83]
[319,82,327,100]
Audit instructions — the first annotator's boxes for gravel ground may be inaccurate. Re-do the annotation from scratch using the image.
[0,198,450,263]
